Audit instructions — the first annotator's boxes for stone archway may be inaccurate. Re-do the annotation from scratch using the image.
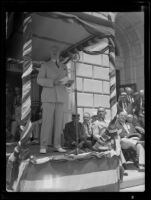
[114,12,144,91]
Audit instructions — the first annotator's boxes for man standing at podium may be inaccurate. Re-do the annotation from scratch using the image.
[37,45,73,153]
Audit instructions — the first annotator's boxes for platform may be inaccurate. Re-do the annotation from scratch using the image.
[120,162,145,192]
[6,143,145,192]
[6,143,120,192]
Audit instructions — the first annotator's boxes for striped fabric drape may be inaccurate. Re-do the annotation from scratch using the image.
[14,154,120,192]
[109,36,117,120]
[20,13,33,140]
[6,13,33,190]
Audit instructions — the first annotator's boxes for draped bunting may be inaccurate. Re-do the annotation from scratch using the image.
[6,13,33,190]
[109,36,117,119]
[37,12,115,37]
[12,152,120,192]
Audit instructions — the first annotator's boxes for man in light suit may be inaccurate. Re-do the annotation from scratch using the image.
[115,112,145,171]
[37,46,73,153]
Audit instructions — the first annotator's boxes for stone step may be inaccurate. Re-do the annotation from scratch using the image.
[120,184,145,192]
[120,169,145,190]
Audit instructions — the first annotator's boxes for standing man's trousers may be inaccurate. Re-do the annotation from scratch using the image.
[40,102,64,149]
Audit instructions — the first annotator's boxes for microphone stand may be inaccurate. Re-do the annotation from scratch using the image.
[72,54,80,155]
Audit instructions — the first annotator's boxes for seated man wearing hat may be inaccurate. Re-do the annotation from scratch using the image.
[63,113,82,149]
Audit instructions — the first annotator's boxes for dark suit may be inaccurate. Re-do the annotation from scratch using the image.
[133,97,144,116]
[63,121,82,148]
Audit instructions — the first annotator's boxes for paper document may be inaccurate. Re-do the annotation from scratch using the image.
[59,77,74,85]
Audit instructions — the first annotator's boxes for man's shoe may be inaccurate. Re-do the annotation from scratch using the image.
[55,147,67,153]
[40,148,47,154]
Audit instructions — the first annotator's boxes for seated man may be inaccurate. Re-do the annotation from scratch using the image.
[126,114,144,141]
[115,112,145,171]
[78,112,95,149]
[92,107,111,151]
[63,113,82,149]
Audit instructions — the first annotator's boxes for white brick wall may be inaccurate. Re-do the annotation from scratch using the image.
[76,77,83,91]
[94,94,110,108]
[76,63,92,77]
[77,107,83,122]
[63,37,112,125]
[102,81,110,94]
[77,92,93,107]
[81,53,102,65]
[93,66,109,80]
[83,79,102,93]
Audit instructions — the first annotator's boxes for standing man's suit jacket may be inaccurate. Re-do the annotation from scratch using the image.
[37,60,68,103]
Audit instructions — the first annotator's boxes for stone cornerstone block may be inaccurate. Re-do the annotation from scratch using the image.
[76,63,92,77]
[94,94,110,108]
[83,79,102,93]
[82,53,102,65]
[76,77,83,91]
[93,66,109,80]
[101,54,109,67]
[102,81,110,94]
[77,93,93,107]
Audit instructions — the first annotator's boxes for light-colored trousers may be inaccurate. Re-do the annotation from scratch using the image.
[114,135,126,165]
[120,137,145,165]
[40,102,64,148]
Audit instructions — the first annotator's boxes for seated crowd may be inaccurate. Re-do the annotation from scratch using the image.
[6,84,145,173]
[63,87,145,172]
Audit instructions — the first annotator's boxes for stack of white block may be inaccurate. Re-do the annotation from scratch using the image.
[63,50,111,126]
[76,52,111,122]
